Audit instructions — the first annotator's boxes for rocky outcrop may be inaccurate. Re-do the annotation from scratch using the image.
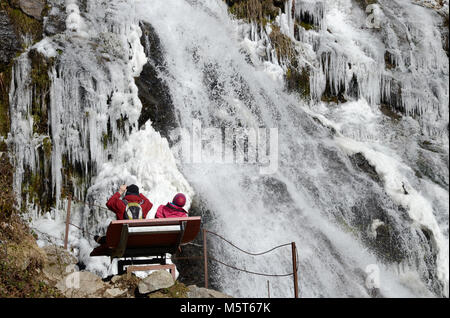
[349,152,382,185]
[41,245,78,284]
[9,0,46,20]
[138,270,175,294]
[0,9,20,71]
[43,0,65,36]
[136,22,178,140]
[39,250,232,299]
[55,271,104,298]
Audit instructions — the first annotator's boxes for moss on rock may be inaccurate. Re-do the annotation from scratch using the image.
[29,49,53,135]
[227,0,284,26]
[148,281,190,298]
[0,68,12,138]
[269,24,295,63]
[286,66,311,100]
[0,195,62,297]
[1,1,44,45]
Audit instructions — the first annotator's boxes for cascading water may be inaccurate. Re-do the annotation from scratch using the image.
[7,0,448,298]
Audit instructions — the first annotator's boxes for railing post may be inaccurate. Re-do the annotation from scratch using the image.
[292,242,298,298]
[203,228,208,288]
[64,195,72,250]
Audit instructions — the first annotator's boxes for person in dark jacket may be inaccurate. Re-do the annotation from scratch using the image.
[155,193,188,218]
[106,184,153,220]
[94,184,153,244]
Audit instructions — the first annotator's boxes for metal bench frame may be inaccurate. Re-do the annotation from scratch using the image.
[113,221,187,277]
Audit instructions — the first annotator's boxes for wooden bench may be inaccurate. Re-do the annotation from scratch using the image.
[90,216,201,277]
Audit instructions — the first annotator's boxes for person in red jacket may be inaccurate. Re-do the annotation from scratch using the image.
[95,184,153,244]
[106,184,153,220]
[155,193,188,218]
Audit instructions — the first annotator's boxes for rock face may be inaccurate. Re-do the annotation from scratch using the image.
[55,270,109,298]
[10,0,46,20]
[136,22,178,139]
[138,270,175,294]
[43,2,65,36]
[41,245,78,284]
[0,9,20,69]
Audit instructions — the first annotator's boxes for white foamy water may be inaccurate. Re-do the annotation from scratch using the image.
[8,0,448,297]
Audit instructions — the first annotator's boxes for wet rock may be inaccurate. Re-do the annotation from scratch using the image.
[136,22,178,139]
[187,285,232,298]
[349,152,381,184]
[138,270,175,294]
[0,9,20,70]
[43,1,66,36]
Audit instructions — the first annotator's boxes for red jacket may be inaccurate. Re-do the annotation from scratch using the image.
[155,202,188,219]
[106,192,153,220]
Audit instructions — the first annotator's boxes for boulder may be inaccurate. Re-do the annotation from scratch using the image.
[110,275,122,285]
[187,285,232,298]
[104,287,127,298]
[13,0,46,20]
[56,270,108,298]
[41,245,78,284]
[138,270,174,294]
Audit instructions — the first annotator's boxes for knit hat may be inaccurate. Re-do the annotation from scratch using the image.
[172,193,186,207]
[126,184,139,196]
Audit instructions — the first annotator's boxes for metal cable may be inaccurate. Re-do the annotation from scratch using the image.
[205,230,292,256]
[68,222,96,238]
[61,196,298,280]
[209,257,293,277]
[71,197,110,213]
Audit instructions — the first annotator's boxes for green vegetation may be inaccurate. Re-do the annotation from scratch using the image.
[42,136,52,158]
[0,146,61,297]
[321,93,347,104]
[148,281,190,298]
[0,67,12,138]
[269,24,295,63]
[384,51,396,70]
[286,66,310,100]
[226,1,313,100]
[0,148,15,220]
[227,0,284,27]
[29,49,53,135]
[1,2,44,45]
[321,76,347,104]
[111,272,140,295]
[0,235,62,298]
[380,103,402,121]
[16,50,56,212]
[298,20,316,31]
